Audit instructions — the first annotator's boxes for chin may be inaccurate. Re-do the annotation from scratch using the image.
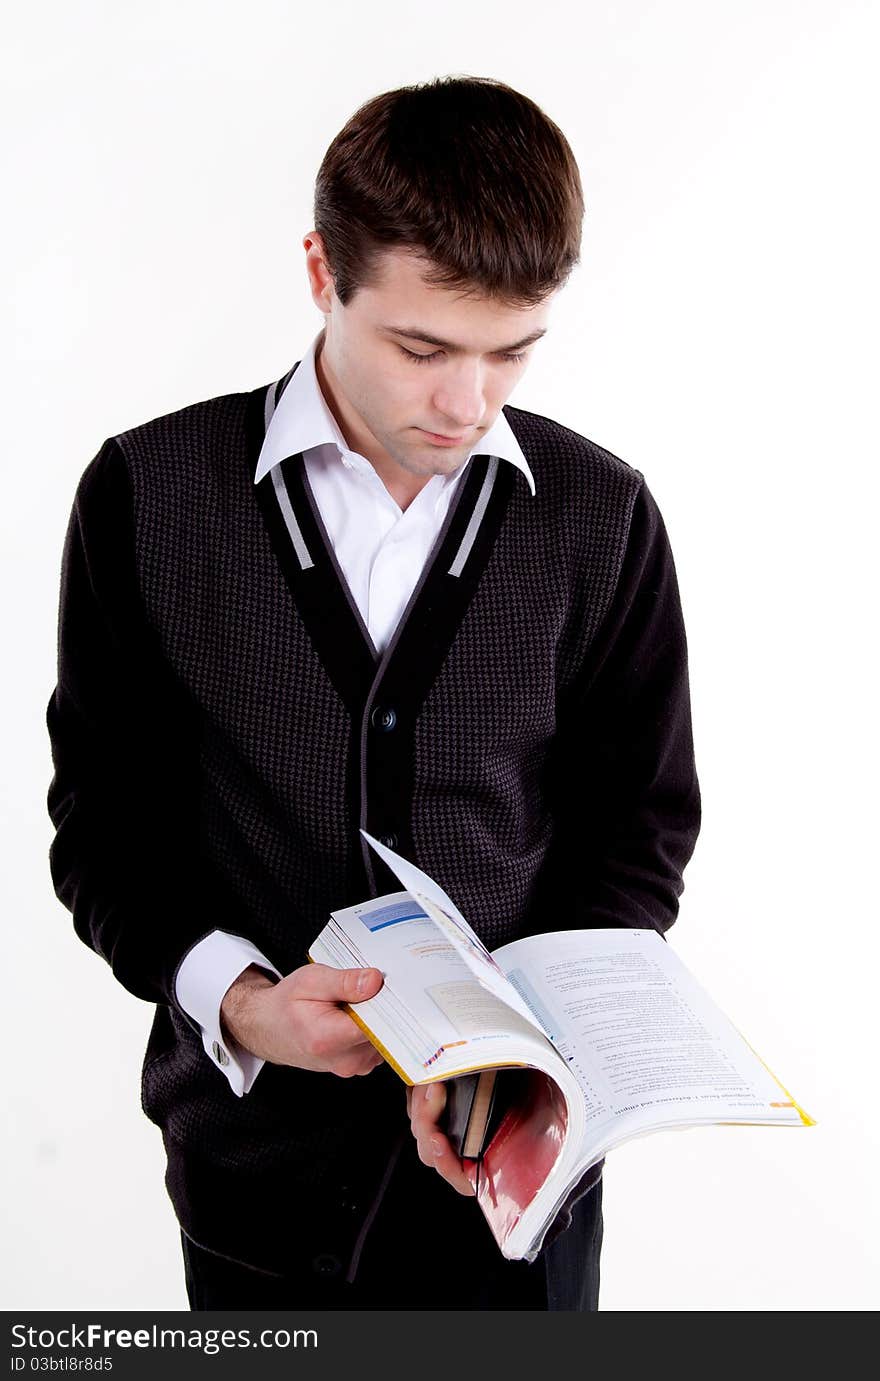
[394,443,464,476]
[420,451,467,474]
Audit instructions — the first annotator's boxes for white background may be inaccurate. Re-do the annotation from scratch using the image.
[3,0,878,1312]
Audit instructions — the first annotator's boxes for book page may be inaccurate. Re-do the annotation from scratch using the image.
[493,929,806,1130]
[310,892,554,1081]
[359,831,545,1034]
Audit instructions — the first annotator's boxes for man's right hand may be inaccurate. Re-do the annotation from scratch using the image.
[219,962,386,1077]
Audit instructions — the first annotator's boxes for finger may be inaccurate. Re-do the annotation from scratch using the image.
[355,1044,385,1070]
[427,1132,476,1197]
[411,1084,452,1165]
[308,1006,382,1060]
[410,1087,437,1155]
[411,1084,475,1195]
[411,1080,446,1135]
[334,1045,386,1078]
[356,1051,386,1075]
[289,963,384,1004]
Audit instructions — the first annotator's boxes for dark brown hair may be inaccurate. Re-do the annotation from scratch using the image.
[313,76,584,307]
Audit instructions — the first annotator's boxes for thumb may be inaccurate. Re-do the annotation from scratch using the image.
[291,962,384,1004]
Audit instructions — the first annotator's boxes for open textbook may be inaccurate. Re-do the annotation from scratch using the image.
[308,833,814,1263]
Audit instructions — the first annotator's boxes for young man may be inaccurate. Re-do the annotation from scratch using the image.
[47,76,700,1311]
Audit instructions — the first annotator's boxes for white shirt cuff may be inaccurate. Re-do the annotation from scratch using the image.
[175,931,282,1097]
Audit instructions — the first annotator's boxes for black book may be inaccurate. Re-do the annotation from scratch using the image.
[443,1068,527,1160]
[442,1070,498,1160]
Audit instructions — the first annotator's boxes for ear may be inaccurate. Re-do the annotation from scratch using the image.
[303,231,336,314]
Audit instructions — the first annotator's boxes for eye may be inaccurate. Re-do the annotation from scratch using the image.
[399,347,440,365]
[398,346,529,366]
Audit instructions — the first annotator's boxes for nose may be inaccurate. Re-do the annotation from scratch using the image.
[431,361,485,432]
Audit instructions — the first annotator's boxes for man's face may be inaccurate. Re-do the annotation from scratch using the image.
[306,240,554,484]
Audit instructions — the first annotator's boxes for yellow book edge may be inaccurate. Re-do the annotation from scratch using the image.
[311,960,816,1125]
[345,1004,531,1086]
[732,1022,815,1127]
[306,957,530,1086]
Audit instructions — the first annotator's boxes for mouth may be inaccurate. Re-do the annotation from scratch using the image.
[417,429,470,447]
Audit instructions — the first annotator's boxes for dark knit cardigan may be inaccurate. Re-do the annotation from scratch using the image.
[46,367,700,1275]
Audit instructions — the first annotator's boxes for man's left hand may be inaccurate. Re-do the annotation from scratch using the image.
[406,1082,476,1196]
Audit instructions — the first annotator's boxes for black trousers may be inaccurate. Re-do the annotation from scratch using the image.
[181,1142,602,1312]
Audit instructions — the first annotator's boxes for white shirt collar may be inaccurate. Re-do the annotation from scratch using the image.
[253,332,536,495]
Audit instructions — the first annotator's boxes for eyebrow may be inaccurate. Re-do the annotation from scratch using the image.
[381,325,548,354]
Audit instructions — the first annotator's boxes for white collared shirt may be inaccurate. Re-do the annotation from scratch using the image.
[176,331,536,1095]
[256,332,535,653]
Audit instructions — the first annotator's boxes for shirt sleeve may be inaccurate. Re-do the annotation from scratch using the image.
[175,931,282,1096]
[541,478,702,934]
[46,437,262,1028]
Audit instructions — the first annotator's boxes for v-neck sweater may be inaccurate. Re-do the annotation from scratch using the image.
[175,347,538,1097]
[47,369,701,1276]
